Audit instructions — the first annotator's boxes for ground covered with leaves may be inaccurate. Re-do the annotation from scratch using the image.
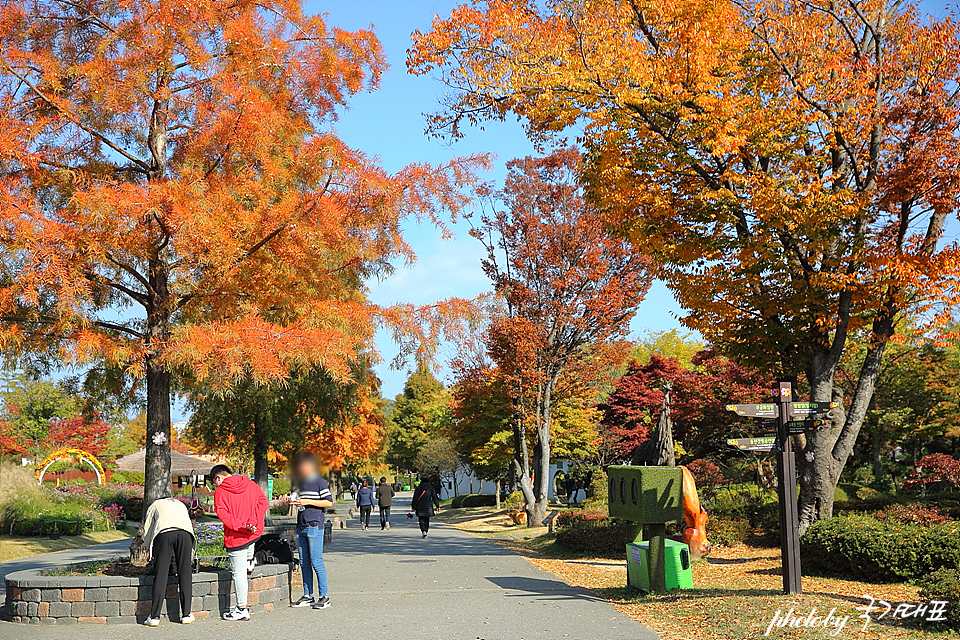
[442,511,952,639]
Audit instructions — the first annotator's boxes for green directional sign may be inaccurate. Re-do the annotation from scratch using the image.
[786,417,830,434]
[727,437,776,452]
[725,403,779,418]
[789,402,836,417]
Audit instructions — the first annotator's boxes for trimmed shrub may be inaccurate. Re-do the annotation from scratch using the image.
[272,476,290,497]
[460,494,497,508]
[874,504,949,525]
[707,515,752,547]
[269,503,290,516]
[109,470,145,484]
[802,514,960,582]
[554,510,631,557]
[917,568,960,631]
[503,491,524,510]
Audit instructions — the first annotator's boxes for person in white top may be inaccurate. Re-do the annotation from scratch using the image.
[140,498,196,627]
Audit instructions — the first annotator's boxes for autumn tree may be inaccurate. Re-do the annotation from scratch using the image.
[410,0,960,531]
[386,367,453,471]
[0,0,483,507]
[471,149,651,525]
[187,362,385,494]
[600,351,768,461]
[449,346,517,499]
[0,374,109,460]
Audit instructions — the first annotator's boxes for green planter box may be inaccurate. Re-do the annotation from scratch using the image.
[607,466,683,523]
[626,539,693,591]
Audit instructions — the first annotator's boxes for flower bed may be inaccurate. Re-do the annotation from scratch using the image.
[4,561,297,624]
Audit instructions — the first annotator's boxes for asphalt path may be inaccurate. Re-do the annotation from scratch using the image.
[0,496,659,640]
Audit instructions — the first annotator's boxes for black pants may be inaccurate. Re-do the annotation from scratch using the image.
[418,515,430,534]
[151,529,193,619]
[360,505,372,528]
[379,506,391,528]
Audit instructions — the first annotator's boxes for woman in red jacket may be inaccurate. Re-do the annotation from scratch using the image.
[210,464,269,621]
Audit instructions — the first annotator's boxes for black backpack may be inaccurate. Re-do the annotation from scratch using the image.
[254,534,294,565]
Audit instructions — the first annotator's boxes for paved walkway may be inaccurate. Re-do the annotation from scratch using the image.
[0,504,659,640]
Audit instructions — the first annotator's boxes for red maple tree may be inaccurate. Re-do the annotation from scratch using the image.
[471,149,652,525]
[600,350,768,461]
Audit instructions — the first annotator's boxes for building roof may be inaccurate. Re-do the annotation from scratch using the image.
[115,449,213,476]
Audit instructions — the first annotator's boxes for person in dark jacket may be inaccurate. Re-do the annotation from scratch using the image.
[356,480,375,531]
[410,479,440,539]
[375,477,395,530]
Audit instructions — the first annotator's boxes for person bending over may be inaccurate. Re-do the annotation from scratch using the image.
[141,497,196,627]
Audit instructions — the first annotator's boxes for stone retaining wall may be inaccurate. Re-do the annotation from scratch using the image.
[4,562,298,624]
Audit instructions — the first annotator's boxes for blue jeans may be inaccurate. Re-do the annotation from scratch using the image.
[296,524,328,598]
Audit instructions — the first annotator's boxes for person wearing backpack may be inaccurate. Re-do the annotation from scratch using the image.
[290,451,334,610]
[356,479,375,531]
[375,477,395,530]
[410,478,440,539]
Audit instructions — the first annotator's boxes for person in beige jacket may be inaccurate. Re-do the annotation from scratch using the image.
[141,498,196,627]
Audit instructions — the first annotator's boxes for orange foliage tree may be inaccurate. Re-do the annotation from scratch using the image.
[468,150,651,524]
[0,0,484,506]
[410,0,960,530]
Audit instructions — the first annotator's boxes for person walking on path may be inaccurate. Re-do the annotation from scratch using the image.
[410,478,440,539]
[375,477,395,530]
[210,465,269,622]
[290,451,334,610]
[356,479,375,531]
[140,498,196,627]
[349,481,358,500]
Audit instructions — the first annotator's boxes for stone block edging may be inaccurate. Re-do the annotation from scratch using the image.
[4,562,296,624]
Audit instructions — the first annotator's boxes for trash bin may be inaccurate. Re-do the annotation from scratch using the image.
[626,539,693,591]
[324,521,332,543]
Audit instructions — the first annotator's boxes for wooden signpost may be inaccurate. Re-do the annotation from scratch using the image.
[726,436,775,453]
[725,381,835,595]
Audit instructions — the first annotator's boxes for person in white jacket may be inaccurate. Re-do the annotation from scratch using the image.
[140,498,196,627]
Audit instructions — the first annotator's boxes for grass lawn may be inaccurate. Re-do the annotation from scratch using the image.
[0,527,135,564]
[443,510,953,639]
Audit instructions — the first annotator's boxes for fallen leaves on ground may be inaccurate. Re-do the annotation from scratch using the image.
[447,515,950,640]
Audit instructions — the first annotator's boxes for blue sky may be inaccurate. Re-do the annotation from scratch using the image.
[314,1,689,400]
[315,0,957,400]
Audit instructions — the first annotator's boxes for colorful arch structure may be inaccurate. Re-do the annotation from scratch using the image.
[35,448,105,485]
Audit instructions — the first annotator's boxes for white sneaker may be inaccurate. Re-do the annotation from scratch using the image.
[181,614,195,624]
[222,606,250,621]
[143,616,160,627]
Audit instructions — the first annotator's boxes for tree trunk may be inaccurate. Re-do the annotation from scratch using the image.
[252,417,270,496]
[526,379,554,527]
[144,354,171,507]
[494,477,501,509]
[798,326,890,535]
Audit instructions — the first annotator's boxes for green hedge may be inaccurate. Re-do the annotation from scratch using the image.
[109,470,145,484]
[918,569,960,631]
[801,514,960,582]
[555,510,631,557]
[451,494,497,508]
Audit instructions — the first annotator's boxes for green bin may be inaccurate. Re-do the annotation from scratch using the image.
[626,539,693,591]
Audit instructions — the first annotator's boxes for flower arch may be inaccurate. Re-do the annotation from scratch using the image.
[35,448,105,485]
